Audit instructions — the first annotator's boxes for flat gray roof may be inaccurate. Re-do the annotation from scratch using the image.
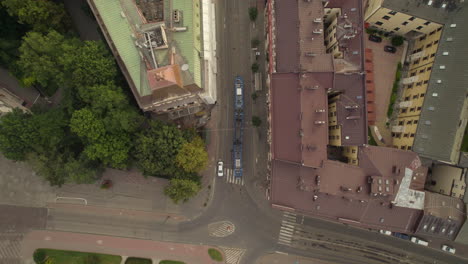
[381,0,461,24]
[413,3,468,163]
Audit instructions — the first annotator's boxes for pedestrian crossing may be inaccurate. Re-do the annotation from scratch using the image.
[0,233,23,264]
[224,168,244,185]
[219,247,245,264]
[277,211,297,246]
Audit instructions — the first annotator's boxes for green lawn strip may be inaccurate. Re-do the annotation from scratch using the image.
[126,257,152,264]
[461,128,468,152]
[368,127,378,146]
[387,62,402,118]
[159,261,185,264]
[208,248,223,261]
[36,248,121,264]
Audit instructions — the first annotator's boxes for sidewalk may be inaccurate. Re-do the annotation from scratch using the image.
[256,253,335,264]
[21,230,224,264]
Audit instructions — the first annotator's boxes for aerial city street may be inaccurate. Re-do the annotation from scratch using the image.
[0,0,468,264]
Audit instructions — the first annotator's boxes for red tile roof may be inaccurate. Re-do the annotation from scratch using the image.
[274,0,299,73]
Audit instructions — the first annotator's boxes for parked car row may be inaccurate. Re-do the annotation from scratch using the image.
[367,35,397,53]
[379,231,456,254]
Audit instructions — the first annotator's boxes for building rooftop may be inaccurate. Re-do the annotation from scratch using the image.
[381,0,462,24]
[415,191,465,240]
[333,73,368,146]
[89,0,203,112]
[271,146,427,232]
[413,3,468,164]
[274,0,299,73]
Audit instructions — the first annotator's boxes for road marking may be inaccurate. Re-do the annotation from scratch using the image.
[220,247,245,264]
[225,168,244,186]
[208,221,236,237]
[277,211,298,246]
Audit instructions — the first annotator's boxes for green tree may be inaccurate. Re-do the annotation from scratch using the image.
[252,115,262,127]
[70,108,105,141]
[28,108,68,154]
[64,41,117,87]
[1,0,68,33]
[17,30,79,95]
[63,156,101,184]
[176,136,208,173]
[248,7,258,21]
[164,178,201,204]
[0,108,35,160]
[33,249,46,264]
[84,134,131,169]
[133,121,186,176]
[391,35,404,47]
[251,38,260,48]
[251,63,259,73]
[77,84,127,114]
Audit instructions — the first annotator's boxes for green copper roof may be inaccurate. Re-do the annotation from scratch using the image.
[93,0,152,96]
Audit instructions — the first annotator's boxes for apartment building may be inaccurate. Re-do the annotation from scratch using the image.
[392,29,442,150]
[0,87,29,116]
[87,0,216,119]
[365,0,443,35]
[426,165,466,199]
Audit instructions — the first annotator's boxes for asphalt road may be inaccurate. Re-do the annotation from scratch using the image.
[11,1,468,264]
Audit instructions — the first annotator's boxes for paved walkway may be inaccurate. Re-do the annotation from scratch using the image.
[21,230,224,264]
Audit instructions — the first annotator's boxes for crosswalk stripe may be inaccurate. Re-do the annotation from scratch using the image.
[281,226,294,232]
[280,230,293,235]
[283,214,296,220]
[284,211,297,216]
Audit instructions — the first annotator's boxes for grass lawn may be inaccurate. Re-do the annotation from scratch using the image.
[368,127,378,146]
[159,261,185,264]
[387,62,402,119]
[36,249,121,264]
[208,248,223,261]
[461,128,468,152]
[126,257,152,264]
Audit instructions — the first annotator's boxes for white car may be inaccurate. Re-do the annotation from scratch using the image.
[410,236,428,246]
[379,230,392,236]
[441,245,456,254]
[217,161,224,177]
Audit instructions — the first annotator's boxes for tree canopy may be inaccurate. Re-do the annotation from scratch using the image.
[164,178,201,204]
[176,136,208,173]
[1,0,69,33]
[0,108,35,160]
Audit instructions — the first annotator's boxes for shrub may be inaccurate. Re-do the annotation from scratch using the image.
[208,248,223,261]
[391,35,404,47]
[126,257,152,264]
[33,249,47,264]
[248,7,258,21]
[251,63,259,73]
[365,28,377,35]
[251,38,260,47]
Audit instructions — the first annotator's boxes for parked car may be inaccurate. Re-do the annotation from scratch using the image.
[369,34,382,43]
[392,232,410,240]
[217,161,224,177]
[441,245,456,254]
[384,45,397,53]
[379,230,392,236]
[410,236,429,246]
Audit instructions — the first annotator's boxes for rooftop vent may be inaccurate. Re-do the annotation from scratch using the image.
[120,11,126,18]
[315,109,326,113]
[428,106,435,111]
[439,65,446,69]
[315,121,326,124]
[442,3,447,8]
[450,24,457,28]
[313,29,323,34]
[314,18,322,23]
[447,37,453,42]
[427,0,433,5]
[443,51,449,55]
[425,120,432,125]
[437,79,442,83]
[305,52,316,57]
[351,8,357,11]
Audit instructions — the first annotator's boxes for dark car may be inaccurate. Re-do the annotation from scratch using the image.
[384,45,397,53]
[368,34,382,43]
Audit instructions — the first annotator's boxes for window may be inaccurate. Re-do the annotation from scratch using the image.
[352,149,356,154]
[416,26,423,30]
[404,133,409,137]
[417,107,422,111]
[419,36,426,41]
[407,84,414,89]
[410,72,416,77]
[434,40,439,45]
[399,121,404,125]
[424,21,431,26]
[416,81,422,86]
[401,108,407,113]
[388,11,398,15]
[394,27,400,31]
[401,146,406,150]
[420,93,425,97]
[406,120,412,125]
[409,16,415,21]
[414,120,418,124]
[402,21,409,26]
[376,21,383,26]
[413,95,419,99]
[429,30,435,36]
[426,43,432,48]
[404,96,410,101]
[410,107,416,112]
[411,133,415,137]
[423,56,429,61]
[424,80,429,84]
[431,53,436,57]
[413,59,420,65]
[427,66,432,71]
[382,15,391,20]
[407,146,412,150]
[419,69,425,74]
[437,27,442,31]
